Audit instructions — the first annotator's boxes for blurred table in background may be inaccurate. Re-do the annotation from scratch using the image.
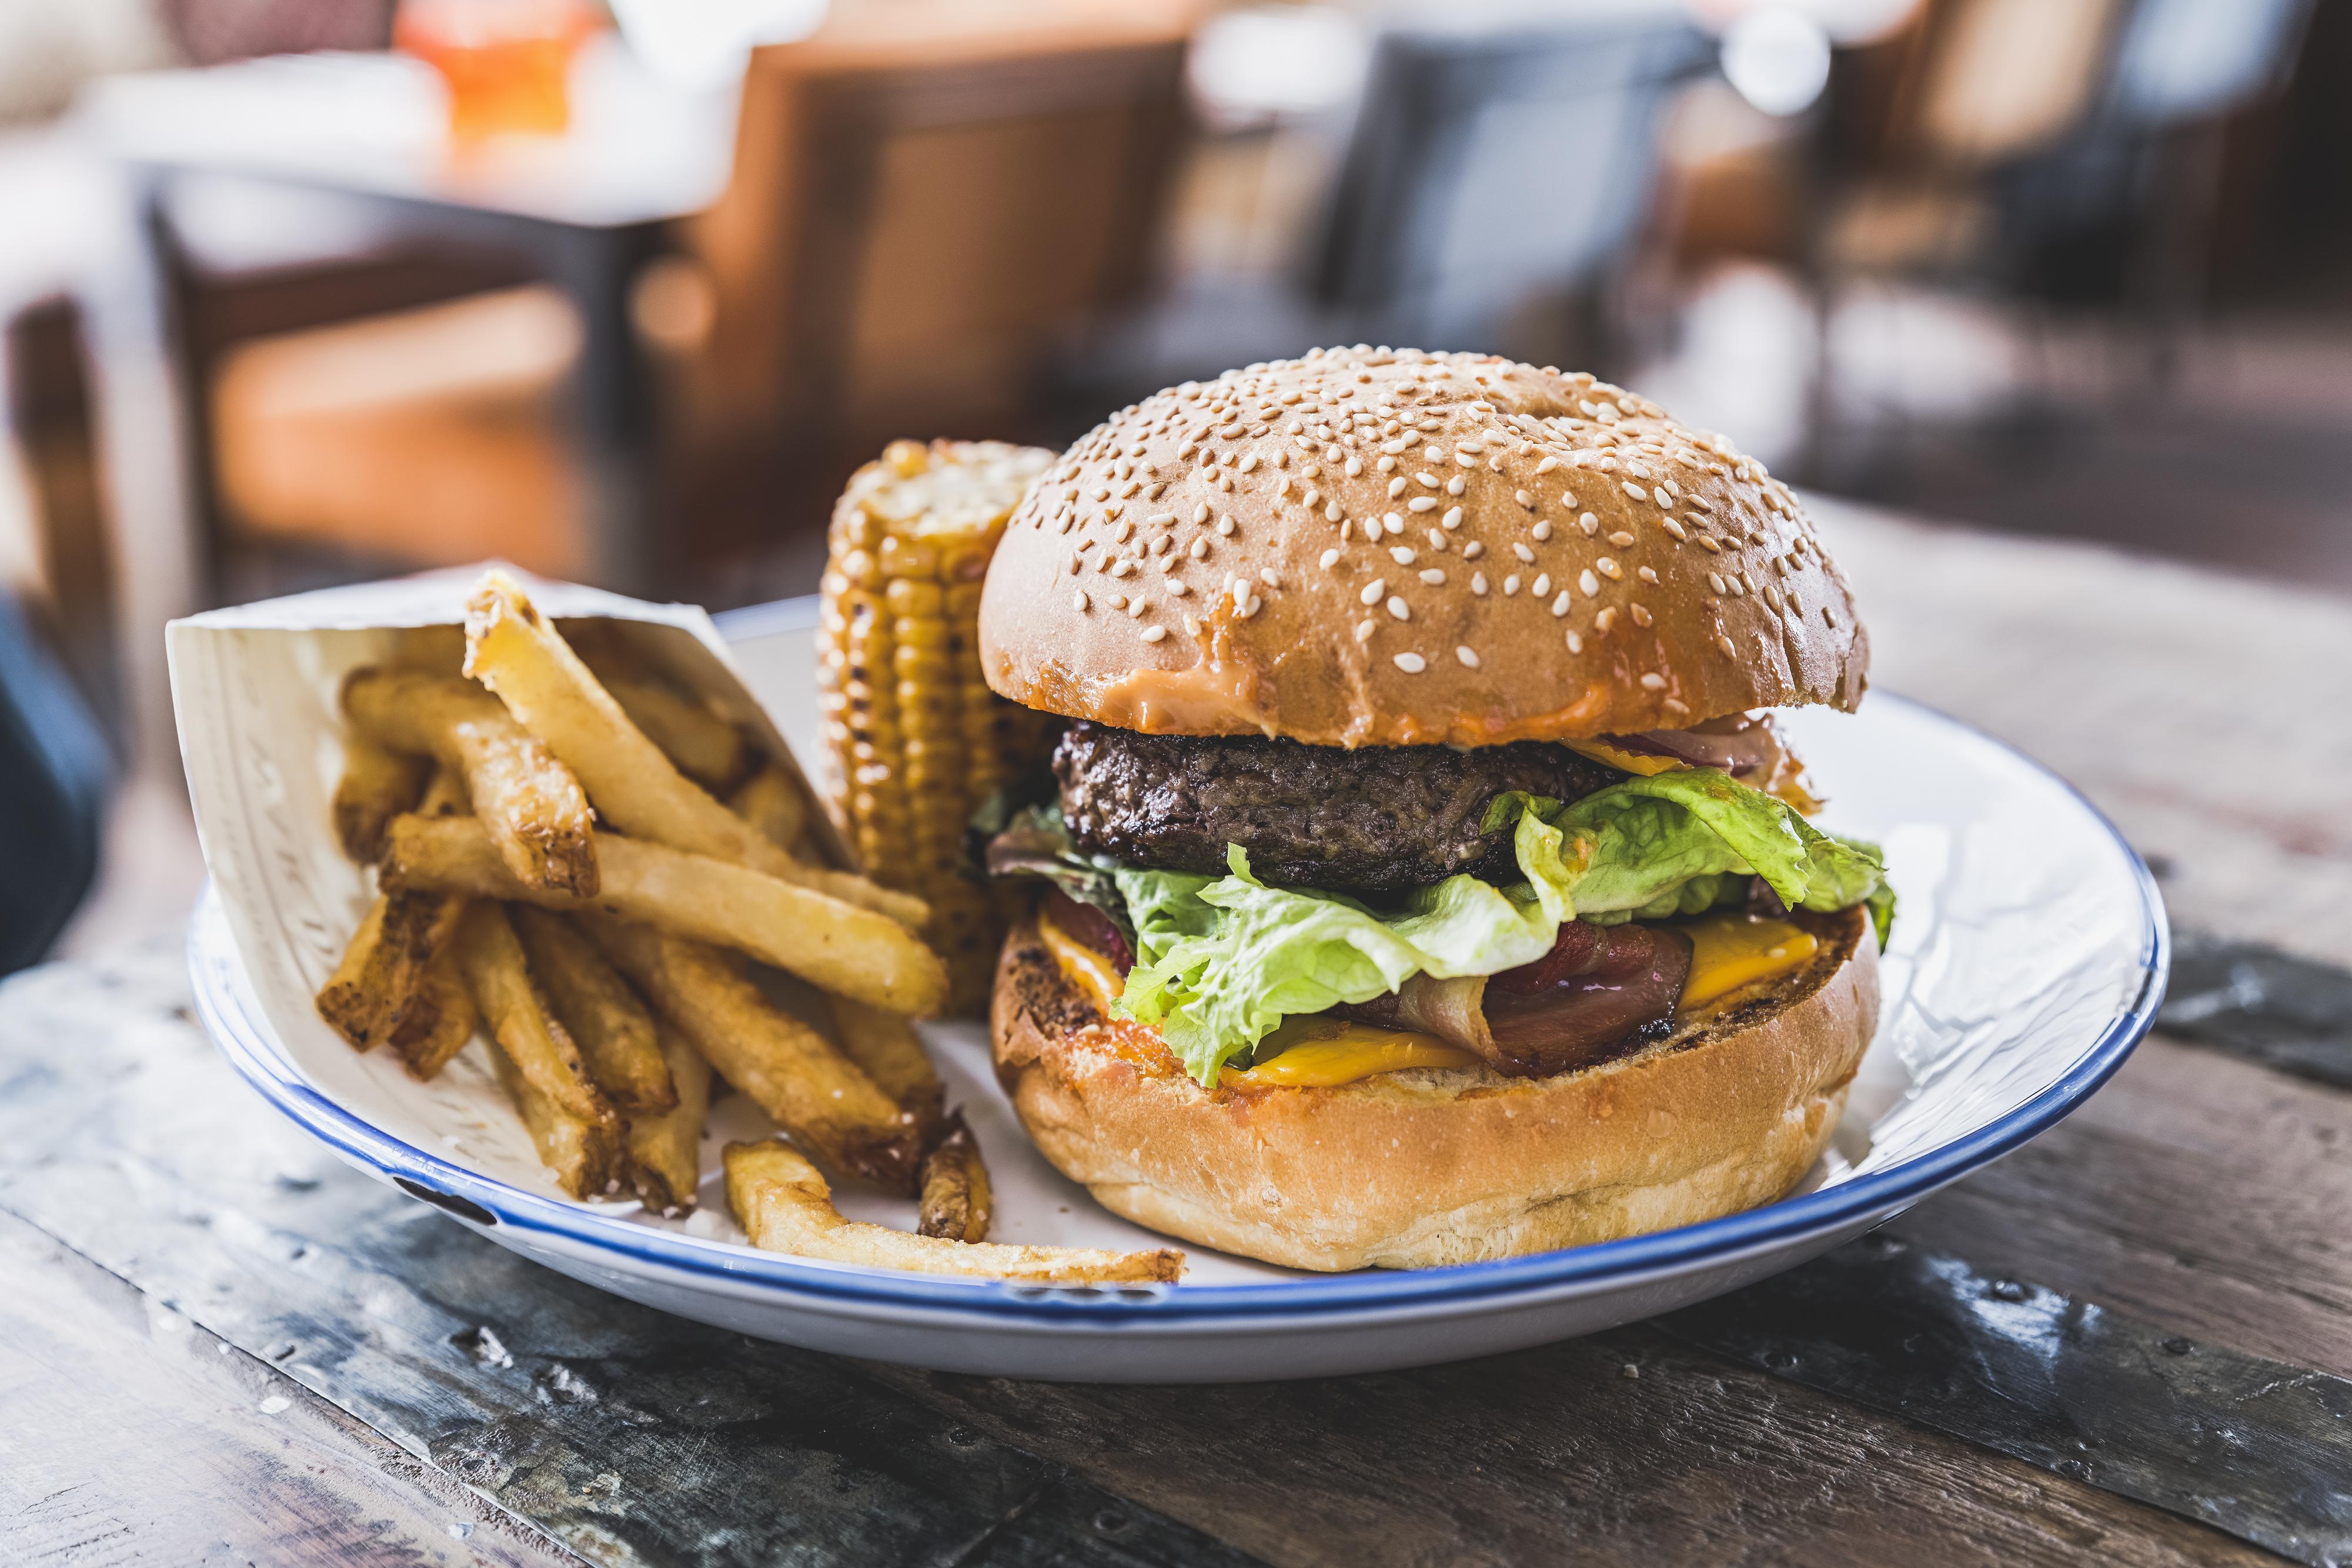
[75,35,737,770]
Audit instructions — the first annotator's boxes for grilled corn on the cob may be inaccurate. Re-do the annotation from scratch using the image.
[818,439,1055,1014]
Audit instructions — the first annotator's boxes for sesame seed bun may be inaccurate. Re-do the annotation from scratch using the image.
[979,347,1868,746]
[990,906,1879,1272]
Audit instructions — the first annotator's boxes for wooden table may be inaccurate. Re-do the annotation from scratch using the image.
[5,502,2349,1566]
[72,37,738,773]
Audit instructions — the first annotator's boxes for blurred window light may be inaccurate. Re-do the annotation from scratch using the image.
[1688,0,1921,47]
[1188,7,1371,129]
[1721,7,1831,118]
[607,0,828,91]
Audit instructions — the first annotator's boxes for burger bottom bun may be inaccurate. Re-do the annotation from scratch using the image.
[991,907,1879,1272]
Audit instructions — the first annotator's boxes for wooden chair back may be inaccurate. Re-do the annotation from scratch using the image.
[690,1,1195,452]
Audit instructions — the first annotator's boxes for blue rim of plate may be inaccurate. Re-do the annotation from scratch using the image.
[191,693,2168,1327]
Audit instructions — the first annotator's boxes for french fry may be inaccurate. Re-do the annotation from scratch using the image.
[465,571,804,880]
[626,1023,711,1213]
[393,623,467,673]
[343,666,599,898]
[578,914,923,1189]
[486,1028,622,1201]
[729,762,808,853]
[827,995,945,1138]
[725,1142,1181,1282]
[510,905,675,1115]
[916,1115,991,1242]
[332,738,428,862]
[380,814,948,1017]
[452,903,621,1196]
[598,673,750,794]
[318,896,391,1048]
[388,947,478,1079]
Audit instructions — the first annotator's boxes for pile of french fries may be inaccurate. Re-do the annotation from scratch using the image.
[318,569,1180,1285]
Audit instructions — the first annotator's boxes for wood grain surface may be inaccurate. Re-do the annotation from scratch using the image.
[6,507,2349,1565]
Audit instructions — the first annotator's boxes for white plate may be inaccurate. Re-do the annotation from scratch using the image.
[186,599,2166,1382]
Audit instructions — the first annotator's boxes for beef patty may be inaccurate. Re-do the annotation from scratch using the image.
[1054,721,1618,896]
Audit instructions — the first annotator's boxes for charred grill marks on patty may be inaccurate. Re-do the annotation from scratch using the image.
[1054,721,1618,895]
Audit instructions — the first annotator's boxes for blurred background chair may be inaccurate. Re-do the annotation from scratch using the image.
[1065,2,1712,408]
[1800,0,2317,477]
[193,0,1195,604]
[0,587,111,974]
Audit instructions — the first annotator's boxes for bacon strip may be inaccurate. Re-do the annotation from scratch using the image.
[1341,921,1692,1078]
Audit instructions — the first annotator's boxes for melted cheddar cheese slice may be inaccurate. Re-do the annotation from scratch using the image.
[1038,906,1125,1004]
[1679,915,1819,1010]
[1225,1017,1478,1088]
[1560,737,1688,776]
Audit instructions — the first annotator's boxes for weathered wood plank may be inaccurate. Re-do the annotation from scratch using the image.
[1890,1034,2352,1381]
[0,1208,570,1567]
[868,1326,2275,1568]
[1661,1233,2352,1567]
[0,942,1264,1568]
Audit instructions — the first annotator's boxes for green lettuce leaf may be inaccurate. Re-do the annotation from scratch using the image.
[1113,848,1555,1084]
[1101,768,1897,1086]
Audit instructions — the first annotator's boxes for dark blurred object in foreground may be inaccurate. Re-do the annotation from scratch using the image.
[0,592,111,973]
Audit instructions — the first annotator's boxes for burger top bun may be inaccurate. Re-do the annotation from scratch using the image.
[979,347,1869,747]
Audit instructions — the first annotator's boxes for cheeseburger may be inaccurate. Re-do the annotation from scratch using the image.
[976,348,1890,1272]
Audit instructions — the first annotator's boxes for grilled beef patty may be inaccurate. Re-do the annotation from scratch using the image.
[1054,720,1618,896]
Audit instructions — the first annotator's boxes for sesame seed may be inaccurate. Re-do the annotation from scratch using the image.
[1107,592,1128,609]
[1597,558,1622,580]
[1532,573,1551,596]
[1421,569,1446,586]
[1550,590,1571,616]
[1113,520,1133,542]
[1238,595,1262,619]
[1446,476,1466,496]
[1169,580,1190,596]
[1471,572,1489,595]
[1388,477,1407,499]
[1716,633,1737,658]
[1515,490,1535,507]
[1416,472,1439,488]
[1662,518,1688,541]
[1319,548,1341,569]
[1596,607,1619,634]
[1455,646,1481,668]
[1532,520,1553,541]
[1261,569,1281,589]
[1565,630,1584,654]
[1387,596,1410,621]
[1360,579,1386,606]
[1608,531,1636,548]
[1408,497,1437,513]
[1073,591,1090,612]
[1193,504,1211,523]
[1393,652,1426,673]
[1390,546,1416,565]
[1127,597,1147,617]
[1512,542,1535,564]
[1631,604,1653,627]
[1622,481,1646,500]
[1580,569,1601,595]
[1277,476,1294,497]
[1217,516,1237,536]
[1504,574,1521,596]
[1110,559,1134,579]
[1188,538,1209,559]
[1383,514,1405,535]
[1695,536,1720,554]
[1640,672,1666,690]
[1184,614,1201,636]
[1355,620,1375,642]
[1325,502,1343,523]
[1141,624,1168,643]
[1462,540,1484,560]
[1426,528,1446,549]
[1536,456,1562,474]
[1637,566,1659,584]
